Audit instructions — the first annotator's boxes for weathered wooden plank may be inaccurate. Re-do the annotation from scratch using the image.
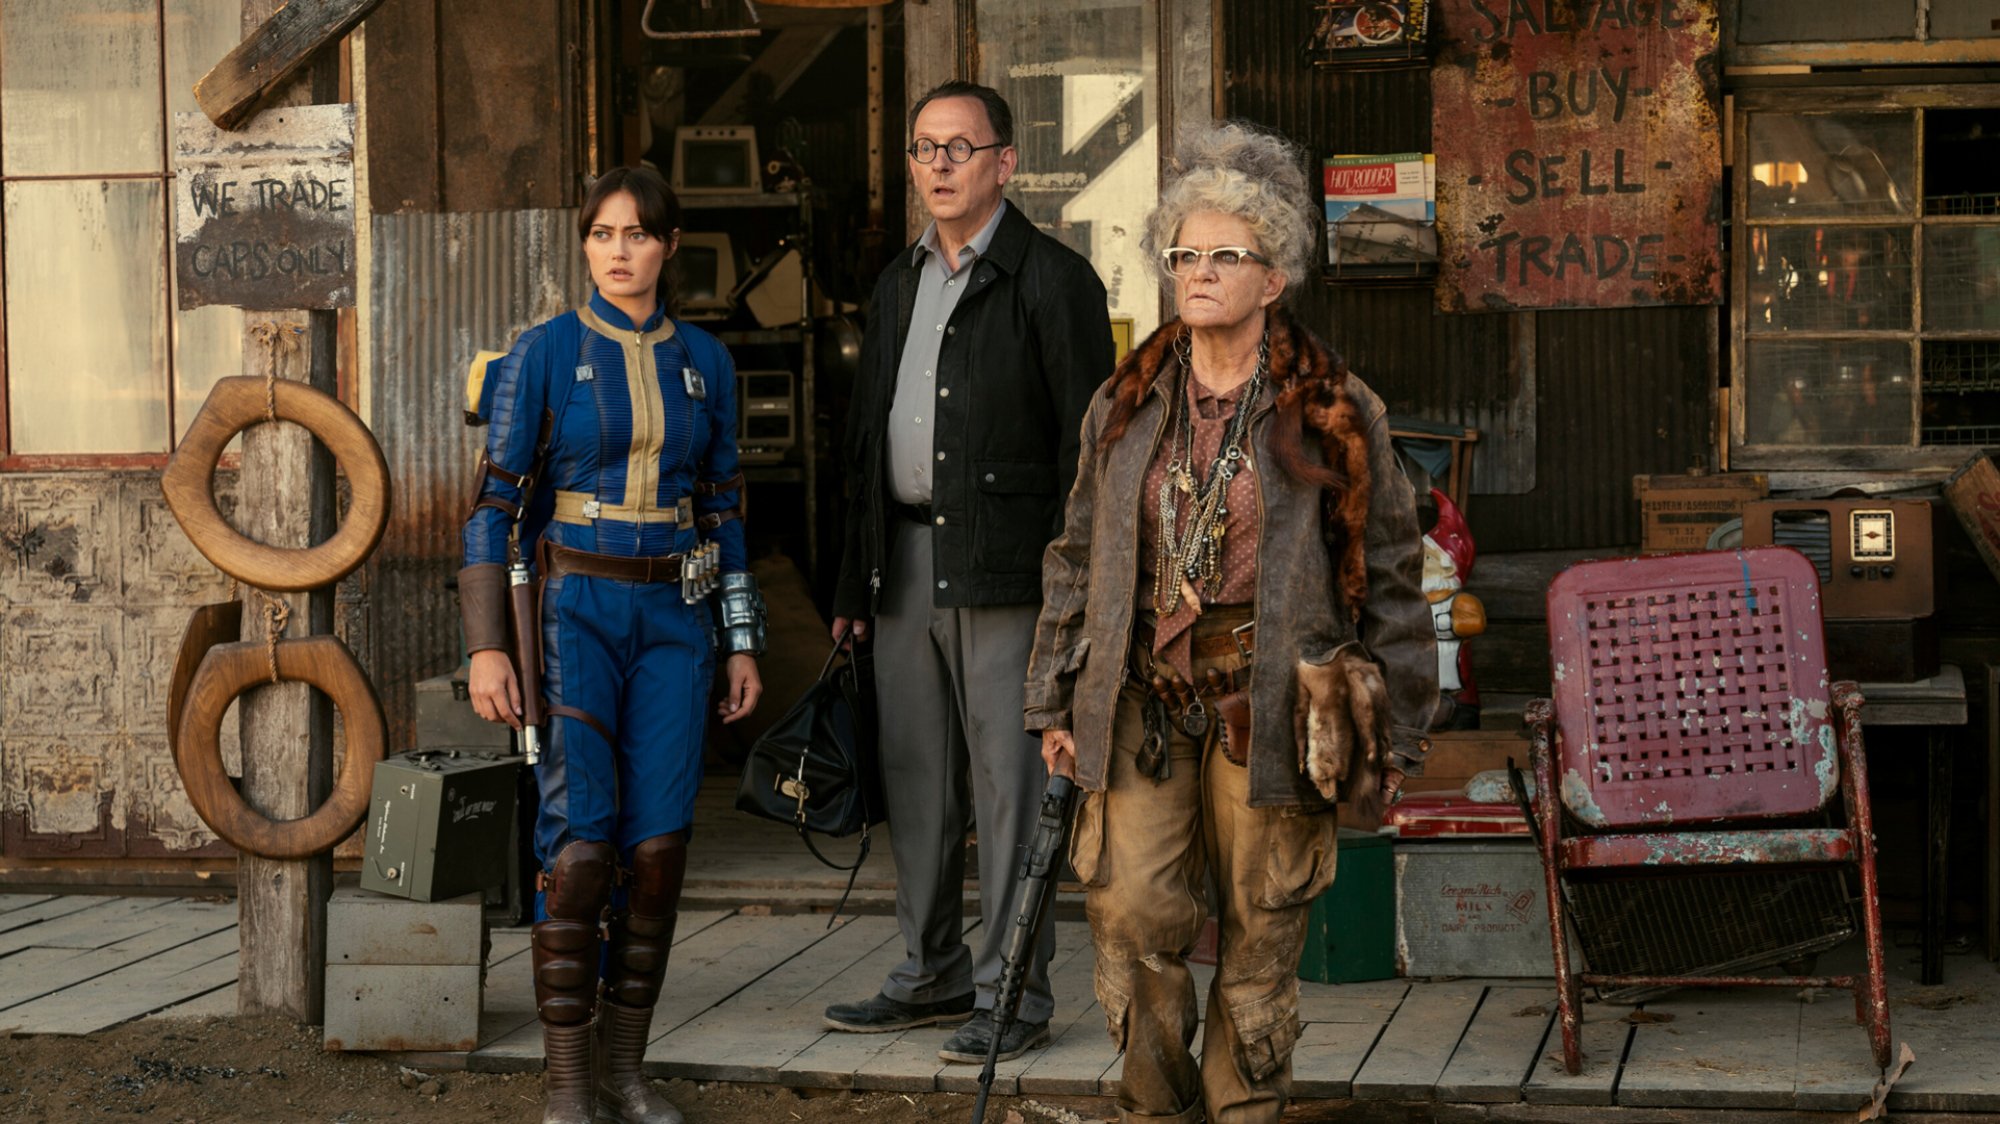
[0,896,191,956]
[1616,990,1800,1109]
[1292,1019,1388,1098]
[940,922,1096,1095]
[1793,993,1882,1111]
[6,928,241,1034]
[0,895,54,916]
[193,0,388,130]
[0,905,236,1012]
[771,925,949,1089]
[1522,1003,1633,1106]
[469,910,838,1071]
[1436,986,1556,1103]
[1883,967,2000,1113]
[147,982,240,1020]
[645,914,899,1080]
[848,1023,956,1093]
[1297,979,1412,1024]
[1350,981,1484,1100]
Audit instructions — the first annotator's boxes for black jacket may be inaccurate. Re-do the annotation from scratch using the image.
[833,202,1114,618]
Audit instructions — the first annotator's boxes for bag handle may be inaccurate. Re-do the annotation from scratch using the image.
[815,623,854,682]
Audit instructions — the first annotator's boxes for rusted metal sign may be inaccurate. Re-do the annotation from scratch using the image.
[174,104,356,311]
[1432,0,1722,312]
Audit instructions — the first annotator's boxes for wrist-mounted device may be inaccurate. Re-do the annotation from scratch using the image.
[716,571,768,657]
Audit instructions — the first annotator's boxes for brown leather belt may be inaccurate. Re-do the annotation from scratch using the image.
[1134,618,1257,660]
[541,542,685,584]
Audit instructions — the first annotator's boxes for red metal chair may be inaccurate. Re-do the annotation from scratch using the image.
[1526,547,1890,1074]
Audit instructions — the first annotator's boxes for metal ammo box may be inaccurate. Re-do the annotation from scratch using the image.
[361,749,520,902]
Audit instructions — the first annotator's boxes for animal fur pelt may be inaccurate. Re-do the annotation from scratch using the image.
[1294,644,1392,819]
[1098,306,1375,618]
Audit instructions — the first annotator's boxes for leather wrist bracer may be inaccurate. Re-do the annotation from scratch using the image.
[457,563,510,655]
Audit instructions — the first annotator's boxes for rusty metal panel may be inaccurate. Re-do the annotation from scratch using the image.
[367,208,587,747]
[1432,0,1723,312]
[174,104,359,311]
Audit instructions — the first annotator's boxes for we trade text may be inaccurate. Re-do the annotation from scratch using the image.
[188,239,350,281]
[187,174,348,219]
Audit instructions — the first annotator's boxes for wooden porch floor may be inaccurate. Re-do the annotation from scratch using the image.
[2,892,1996,1113]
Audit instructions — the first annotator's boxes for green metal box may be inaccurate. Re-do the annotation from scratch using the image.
[1298,827,1396,983]
[359,749,520,902]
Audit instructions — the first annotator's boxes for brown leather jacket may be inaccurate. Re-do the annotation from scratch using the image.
[1023,312,1437,807]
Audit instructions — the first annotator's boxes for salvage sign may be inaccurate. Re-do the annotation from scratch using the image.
[174,104,356,311]
[1432,0,1721,312]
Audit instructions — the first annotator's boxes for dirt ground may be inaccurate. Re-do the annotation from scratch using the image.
[0,1015,1116,1123]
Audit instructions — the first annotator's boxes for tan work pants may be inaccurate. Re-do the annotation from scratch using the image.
[1070,626,1340,1124]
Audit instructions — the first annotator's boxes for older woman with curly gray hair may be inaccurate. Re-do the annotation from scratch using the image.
[1024,121,1437,1123]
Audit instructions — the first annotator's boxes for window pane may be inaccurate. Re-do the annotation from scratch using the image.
[1923,341,2000,447]
[1747,113,1915,220]
[1744,339,1913,447]
[976,0,1157,338]
[1,0,162,176]
[1736,0,1915,42]
[5,180,169,454]
[163,2,242,123]
[1745,225,1911,333]
[1922,226,2000,332]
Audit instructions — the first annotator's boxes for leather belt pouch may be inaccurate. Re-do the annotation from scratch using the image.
[1216,687,1252,766]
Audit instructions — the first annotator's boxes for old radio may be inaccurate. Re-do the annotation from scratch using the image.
[736,369,795,465]
[1740,498,1940,681]
[360,749,520,902]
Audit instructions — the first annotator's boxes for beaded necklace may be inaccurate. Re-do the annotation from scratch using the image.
[1152,328,1268,616]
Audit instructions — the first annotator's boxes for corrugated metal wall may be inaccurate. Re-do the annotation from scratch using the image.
[1222,2,1714,551]
[367,210,587,745]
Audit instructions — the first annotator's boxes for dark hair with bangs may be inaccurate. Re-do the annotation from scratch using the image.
[909,81,1014,148]
[578,166,684,314]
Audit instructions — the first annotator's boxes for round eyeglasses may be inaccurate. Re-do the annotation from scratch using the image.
[1160,246,1272,277]
[906,137,1005,165]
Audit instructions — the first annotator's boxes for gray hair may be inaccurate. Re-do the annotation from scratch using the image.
[1145,121,1317,299]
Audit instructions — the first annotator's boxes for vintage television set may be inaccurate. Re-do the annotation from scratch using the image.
[674,232,738,322]
[736,369,795,465]
[671,126,760,194]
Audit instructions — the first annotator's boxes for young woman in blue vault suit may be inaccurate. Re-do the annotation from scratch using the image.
[458,165,764,1124]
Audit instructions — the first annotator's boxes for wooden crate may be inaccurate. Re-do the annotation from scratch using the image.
[1946,452,2000,586]
[1340,730,1530,831]
[1634,472,1768,555]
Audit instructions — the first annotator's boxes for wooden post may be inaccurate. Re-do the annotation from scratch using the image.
[235,0,343,1024]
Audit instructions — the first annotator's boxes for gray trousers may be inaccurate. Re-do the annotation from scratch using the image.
[873,521,1056,1024]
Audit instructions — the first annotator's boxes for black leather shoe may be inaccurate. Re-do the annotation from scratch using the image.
[937,1010,1051,1064]
[822,990,975,1033]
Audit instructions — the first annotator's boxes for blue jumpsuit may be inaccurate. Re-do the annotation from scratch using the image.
[464,294,744,867]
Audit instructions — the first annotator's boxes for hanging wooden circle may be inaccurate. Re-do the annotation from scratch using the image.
[166,600,244,762]
[162,376,390,592]
[173,634,385,860]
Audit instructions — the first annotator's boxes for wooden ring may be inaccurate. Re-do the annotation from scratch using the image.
[173,635,385,860]
[167,600,244,762]
[162,376,390,592]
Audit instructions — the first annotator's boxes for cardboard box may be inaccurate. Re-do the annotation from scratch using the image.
[1633,472,1769,555]
[1946,452,2000,586]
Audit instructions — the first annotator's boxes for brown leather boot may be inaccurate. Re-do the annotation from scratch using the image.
[594,832,688,1124]
[535,840,616,1124]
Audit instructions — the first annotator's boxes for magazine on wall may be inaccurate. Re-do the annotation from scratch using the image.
[1324,152,1437,273]
[1310,0,1430,58]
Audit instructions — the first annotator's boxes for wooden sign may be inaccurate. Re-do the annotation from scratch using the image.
[174,104,356,311]
[1432,0,1722,312]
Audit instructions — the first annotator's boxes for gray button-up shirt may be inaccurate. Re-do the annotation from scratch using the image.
[886,201,1009,505]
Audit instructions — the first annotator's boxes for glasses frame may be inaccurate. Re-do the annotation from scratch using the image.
[1159,245,1273,277]
[906,137,1006,165]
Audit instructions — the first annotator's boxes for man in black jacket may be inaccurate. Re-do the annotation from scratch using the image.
[825,80,1113,1063]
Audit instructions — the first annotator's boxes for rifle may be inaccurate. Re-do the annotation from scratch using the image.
[971,772,1078,1124]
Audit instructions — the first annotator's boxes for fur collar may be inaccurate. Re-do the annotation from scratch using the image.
[1102,307,1376,618]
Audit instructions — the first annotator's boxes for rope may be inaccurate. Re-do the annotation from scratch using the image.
[246,321,306,423]
[257,589,291,684]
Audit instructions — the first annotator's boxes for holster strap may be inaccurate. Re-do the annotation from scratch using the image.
[548,703,616,745]
[697,508,741,532]
[695,472,744,497]
[553,490,695,528]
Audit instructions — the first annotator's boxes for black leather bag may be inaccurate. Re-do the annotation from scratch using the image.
[736,630,884,912]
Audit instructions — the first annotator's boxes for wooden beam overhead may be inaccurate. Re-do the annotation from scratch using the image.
[195,0,389,130]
